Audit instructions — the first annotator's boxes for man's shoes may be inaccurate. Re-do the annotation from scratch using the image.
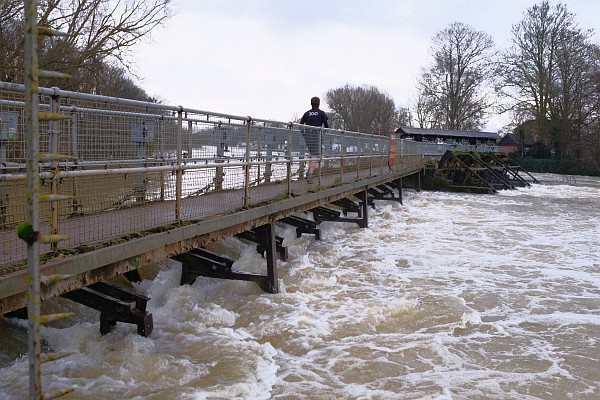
[305,172,313,184]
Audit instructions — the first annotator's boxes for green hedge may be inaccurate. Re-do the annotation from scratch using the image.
[512,156,600,176]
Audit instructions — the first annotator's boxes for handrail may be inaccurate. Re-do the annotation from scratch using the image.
[0,80,497,271]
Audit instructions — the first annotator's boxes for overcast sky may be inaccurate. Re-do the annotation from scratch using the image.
[134,0,599,132]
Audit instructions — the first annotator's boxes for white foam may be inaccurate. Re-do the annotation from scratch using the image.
[2,178,600,399]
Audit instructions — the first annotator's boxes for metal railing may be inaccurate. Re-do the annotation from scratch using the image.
[0,81,500,270]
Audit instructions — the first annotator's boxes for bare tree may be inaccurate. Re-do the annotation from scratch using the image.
[416,22,497,131]
[0,1,25,82]
[504,3,565,151]
[414,78,444,129]
[324,84,356,130]
[551,28,597,158]
[0,0,171,97]
[324,84,399,135]
[396,106,413,128]
[503,1,599,159]
[0,0,21,21]
[503,1,569,154]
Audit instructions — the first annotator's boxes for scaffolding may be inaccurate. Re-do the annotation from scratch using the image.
[23,1,74,398]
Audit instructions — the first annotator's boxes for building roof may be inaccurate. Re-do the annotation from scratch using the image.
[395,126,500,141]
[498,133,518,146]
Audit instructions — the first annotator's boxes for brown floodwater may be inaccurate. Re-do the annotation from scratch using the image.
[1,173,599,399]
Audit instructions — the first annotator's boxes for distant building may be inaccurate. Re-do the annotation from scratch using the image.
[497,133,518,154]
[511,121,540,156]
[394,126,500,146]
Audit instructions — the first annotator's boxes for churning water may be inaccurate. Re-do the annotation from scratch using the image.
[1,173,599,399]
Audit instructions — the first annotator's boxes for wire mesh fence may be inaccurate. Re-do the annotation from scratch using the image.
[0,81,435,269]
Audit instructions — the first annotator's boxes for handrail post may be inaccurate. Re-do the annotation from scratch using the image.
[287,122,292,196]
[69,107,80,215]
[370,135,374,176]
[175,107,183,220]
[158,116,165,201]
[318,127,323,186]
[187,119,193,159]
[256,126,262,185]
[244,117,252,207]
[49,92,60,250]
[356,136,361,179]
[340,131,345,183]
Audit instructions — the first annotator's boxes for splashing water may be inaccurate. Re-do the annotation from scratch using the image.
[1,173,599,399]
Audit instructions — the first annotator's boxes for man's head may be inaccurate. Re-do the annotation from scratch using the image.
[310,96,320,108]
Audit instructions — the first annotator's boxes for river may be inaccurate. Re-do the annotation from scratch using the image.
[1,173,599,399]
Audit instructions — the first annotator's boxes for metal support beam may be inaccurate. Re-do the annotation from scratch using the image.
[172,246,277,293]
[331,198,362,217]
[281,216,321,240]
[311,206,340,224]
[60,281,152,336]
[355,192,375,209]
[123,269,142,283]
[237,230,288,261]
[173,248,234,285]
[311,204,368,228]
[358,189,369,228]
[366,184,402,203]
[488,152,536,186]
[385,179,404,205]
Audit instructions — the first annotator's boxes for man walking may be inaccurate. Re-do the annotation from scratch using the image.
[300,96,329,183]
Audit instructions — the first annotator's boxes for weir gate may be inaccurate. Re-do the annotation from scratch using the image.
[0,82,529,329]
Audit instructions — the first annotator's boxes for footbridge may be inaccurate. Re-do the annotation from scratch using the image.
[1,81,440,317]
[0,81,531,329]
[0,80,539,399]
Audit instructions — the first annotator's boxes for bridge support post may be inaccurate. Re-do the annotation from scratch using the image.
[389,178,404,205]
[358,189,369,228]
[255,223,279,294]
[398,178,403,205]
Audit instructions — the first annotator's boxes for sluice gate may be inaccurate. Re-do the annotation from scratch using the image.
[430,151,538,194]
